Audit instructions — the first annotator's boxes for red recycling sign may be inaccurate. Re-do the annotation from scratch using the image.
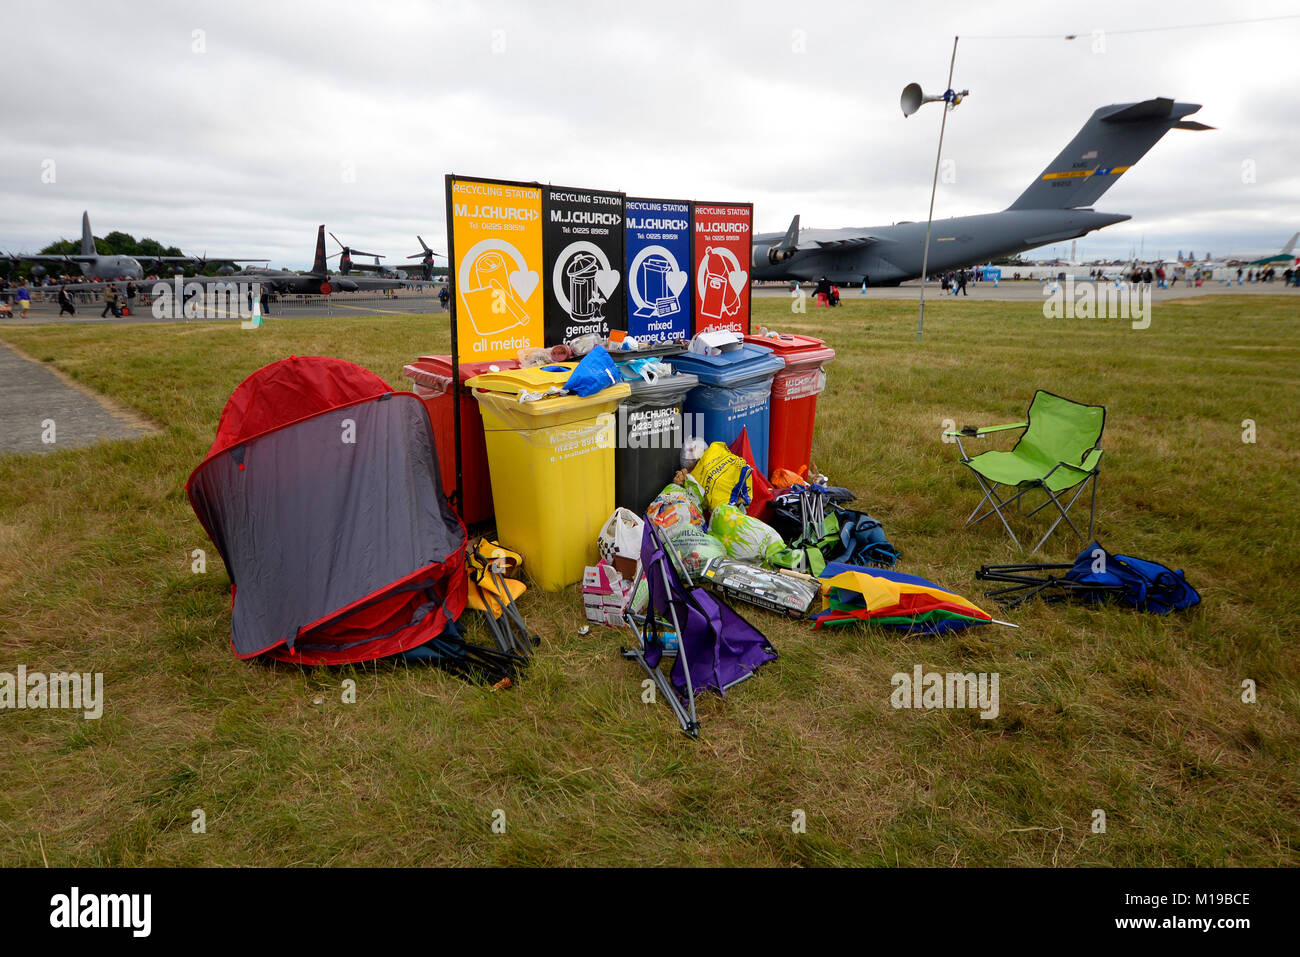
[690,202,752,335]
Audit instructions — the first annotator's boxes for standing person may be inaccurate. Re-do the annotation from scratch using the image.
[15,281,32,319]
[125,280,137,311]
[259,283,271,316]
[941,273,950,295]
[438,284,449,311]
[57,285,76,317]
[829,284,840,306]
[956,269,968,296]
[814,275,831,307]
[101,283,119,318]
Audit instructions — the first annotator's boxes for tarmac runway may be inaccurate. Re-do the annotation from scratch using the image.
[1,291,449,325]
[2,280,1293,327]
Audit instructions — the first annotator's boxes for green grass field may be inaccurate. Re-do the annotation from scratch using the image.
[1,294,1297,867]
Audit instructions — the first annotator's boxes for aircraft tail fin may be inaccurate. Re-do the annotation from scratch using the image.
[80,211,96,257]
[780,214,800,250]
[1007,98,1210,211]
[1281,232,1299,256]
[312,225,327,274]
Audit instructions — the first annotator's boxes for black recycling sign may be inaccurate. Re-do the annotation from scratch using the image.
[542,185,627,344]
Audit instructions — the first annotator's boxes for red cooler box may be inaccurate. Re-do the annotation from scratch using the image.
[402,355,519,525]
[743,333,835,473]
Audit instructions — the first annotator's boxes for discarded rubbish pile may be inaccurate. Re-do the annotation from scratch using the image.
[183,320,1202,741]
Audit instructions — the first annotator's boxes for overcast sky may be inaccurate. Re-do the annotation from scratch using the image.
[4,0,1298,268]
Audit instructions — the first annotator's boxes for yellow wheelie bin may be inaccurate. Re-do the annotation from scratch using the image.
[466,364,630,590]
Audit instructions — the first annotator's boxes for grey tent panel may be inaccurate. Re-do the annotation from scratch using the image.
[189,393,459,657]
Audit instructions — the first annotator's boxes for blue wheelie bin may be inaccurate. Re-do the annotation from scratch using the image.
[666,343,785,475]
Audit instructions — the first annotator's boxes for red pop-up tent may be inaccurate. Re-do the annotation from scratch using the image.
[186,356,471,665]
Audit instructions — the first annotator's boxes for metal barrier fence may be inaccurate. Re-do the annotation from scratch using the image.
[269,292,446,314]
[6,288,449,318]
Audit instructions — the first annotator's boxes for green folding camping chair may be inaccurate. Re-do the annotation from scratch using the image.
[945,391,1104,553]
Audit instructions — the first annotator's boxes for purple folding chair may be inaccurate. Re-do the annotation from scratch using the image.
[621,518,777,737]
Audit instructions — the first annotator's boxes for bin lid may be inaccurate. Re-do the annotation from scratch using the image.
[743,333,835,369]
[665,342,785,387]
[466,363,630,420]
[610,340,688,362]
[625,370,699,402]
[406,355,521,386]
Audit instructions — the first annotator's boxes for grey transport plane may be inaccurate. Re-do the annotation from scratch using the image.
[2,211,263,280]
[752,97,1212,285]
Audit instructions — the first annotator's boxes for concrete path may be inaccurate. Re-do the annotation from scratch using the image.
[0,342,155,455]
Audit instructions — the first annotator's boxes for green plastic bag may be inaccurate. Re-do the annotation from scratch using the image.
[707,505,804,570]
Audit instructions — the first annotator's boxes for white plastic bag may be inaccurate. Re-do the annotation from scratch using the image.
[597,507,644,580]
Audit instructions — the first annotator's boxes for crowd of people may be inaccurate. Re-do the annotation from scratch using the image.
[939,269,973,295]
[0,274,458,320]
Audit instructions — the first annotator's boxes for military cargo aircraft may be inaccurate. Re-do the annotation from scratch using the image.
[230,226,400,293]
[2,212,264,280]
[752,97,1212,285]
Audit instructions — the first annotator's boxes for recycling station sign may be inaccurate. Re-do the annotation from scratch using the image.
[691,201,752,335]
[446,175,545,363]
[542,185,626,345]
[624,197,692,343]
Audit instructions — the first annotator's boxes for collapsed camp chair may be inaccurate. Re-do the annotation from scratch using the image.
[466,539,538,660]
[621,519,777,738]
[976,541,1201,613]
[946,390,1104,553]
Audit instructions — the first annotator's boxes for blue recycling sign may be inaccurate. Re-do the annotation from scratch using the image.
[624,197,692,342]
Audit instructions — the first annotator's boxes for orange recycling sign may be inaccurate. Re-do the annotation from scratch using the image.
[447,177,545,361]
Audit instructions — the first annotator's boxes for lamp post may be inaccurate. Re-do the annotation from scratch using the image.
[901,35,968,343]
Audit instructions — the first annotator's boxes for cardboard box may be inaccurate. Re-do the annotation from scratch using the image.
[582,561,630,626]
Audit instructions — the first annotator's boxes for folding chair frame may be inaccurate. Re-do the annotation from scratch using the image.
[975,561,1125,609]
[620,527,700,739]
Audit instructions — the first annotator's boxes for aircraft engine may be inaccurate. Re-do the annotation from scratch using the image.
[219,264,236,276]
[31,264,47,278]
[757,244,795,268]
